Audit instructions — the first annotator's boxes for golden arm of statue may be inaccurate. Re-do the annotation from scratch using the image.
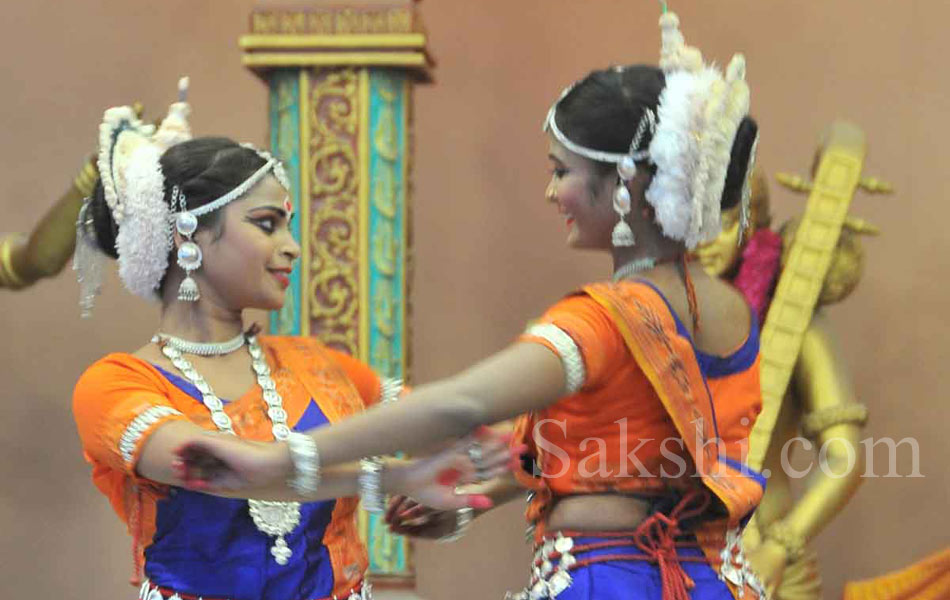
[782,311,867,543]
[749,312,869,593]
[0,158,98,290]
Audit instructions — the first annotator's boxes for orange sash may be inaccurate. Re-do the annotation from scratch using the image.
[583,283,762,526]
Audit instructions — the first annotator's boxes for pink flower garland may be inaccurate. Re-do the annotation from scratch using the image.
[732,228,783,323]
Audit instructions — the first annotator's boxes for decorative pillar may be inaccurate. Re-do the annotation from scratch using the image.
[242,2,431,596]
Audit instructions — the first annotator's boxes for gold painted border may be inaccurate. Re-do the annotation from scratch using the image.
[244,52,427,69]
[241,34,426,50]
[358,68,372,363]
[299,68,311,337]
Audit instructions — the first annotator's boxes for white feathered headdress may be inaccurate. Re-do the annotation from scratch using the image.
[96,78,193,299]
[543,8,754,250]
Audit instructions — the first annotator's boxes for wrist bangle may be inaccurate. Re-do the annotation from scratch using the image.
[73,160,99,198]
[286,432,321,497]
[764,521,806,563]
[437,507,474,543]
[358,457,385,513]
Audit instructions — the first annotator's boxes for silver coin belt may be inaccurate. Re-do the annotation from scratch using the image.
[504,533,576,600]
[138,578,374,600]
[160,335,302,566]
[718,527,768,598]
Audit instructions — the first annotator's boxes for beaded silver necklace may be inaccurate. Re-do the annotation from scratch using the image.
[159,334,300,565]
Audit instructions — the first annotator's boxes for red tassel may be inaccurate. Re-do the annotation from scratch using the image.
[633,489,710,600]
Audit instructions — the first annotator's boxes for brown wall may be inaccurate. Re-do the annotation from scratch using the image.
[1,1,946,599]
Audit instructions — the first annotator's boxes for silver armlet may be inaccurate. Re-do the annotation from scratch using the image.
[525,324,586,394]
[286,432,321,496]
[119,406,184,468]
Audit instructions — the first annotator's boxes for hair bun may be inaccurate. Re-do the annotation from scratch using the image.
[721,117,759,210]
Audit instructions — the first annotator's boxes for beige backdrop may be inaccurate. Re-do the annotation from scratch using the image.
[1,1,946,599]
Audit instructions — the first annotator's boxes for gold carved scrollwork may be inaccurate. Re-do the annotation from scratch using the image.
[308,69,360,354]
[251,9,412,35]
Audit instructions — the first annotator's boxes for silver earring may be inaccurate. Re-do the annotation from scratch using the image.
[611,108,656,248]
[612,181,636,247]
[173,186,201,302]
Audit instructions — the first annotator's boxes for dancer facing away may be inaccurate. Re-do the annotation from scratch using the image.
[71,81,514,600]
[175,9,772,600]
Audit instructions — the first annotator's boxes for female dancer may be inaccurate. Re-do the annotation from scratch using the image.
[71,85,512,600]
[175,9,769,600]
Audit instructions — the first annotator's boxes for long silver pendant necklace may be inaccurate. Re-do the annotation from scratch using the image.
[158,333,301,565]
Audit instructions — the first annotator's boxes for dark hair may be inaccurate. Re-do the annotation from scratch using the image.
[554,64,758,209]
[91,137,267,260]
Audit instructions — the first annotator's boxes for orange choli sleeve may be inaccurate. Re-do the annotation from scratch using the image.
[72,353,189,482]
[321,347,407,408]
[518,293,630,391]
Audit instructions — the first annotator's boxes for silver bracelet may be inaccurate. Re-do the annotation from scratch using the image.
[437,507,474,543]
[358,457,385,513]
[286,432,321,496]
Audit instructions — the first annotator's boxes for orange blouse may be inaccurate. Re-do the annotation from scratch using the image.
[513,281,763,529]
[72,336,390,596]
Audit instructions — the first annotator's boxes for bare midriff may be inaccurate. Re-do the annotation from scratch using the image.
[546,493,653,532]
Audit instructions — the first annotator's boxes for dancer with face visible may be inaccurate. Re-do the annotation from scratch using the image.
[70,80,513,600]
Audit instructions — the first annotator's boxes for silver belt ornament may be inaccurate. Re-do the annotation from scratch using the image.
[139,578,373,600]
[718,527,769,598]
[505,533,575,600]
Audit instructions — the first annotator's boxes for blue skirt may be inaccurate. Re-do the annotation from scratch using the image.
[555,535,733,600]
[507,534,734,600]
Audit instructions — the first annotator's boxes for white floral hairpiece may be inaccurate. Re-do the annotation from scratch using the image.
[647,11,751,248]
[83,77,291,309]
[541,9,752,250]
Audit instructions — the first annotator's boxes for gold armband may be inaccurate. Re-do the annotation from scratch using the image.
[0,234,26,289]
[73,160,100,198]
[765,521,807,563]
[801,404,869,438]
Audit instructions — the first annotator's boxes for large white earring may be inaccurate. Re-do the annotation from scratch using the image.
[611,107,656,248]
[172,186,201,302]
[612,175,636,247]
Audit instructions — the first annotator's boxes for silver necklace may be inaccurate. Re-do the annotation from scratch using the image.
[160,334,300,565]
[152,332,246,356]
[612,257,657,282]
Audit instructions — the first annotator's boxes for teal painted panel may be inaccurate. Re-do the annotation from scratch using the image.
[268,70,302,336]
[365,69,409,575]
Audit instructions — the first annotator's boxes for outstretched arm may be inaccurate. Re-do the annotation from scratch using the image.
[385,473,526,540]
[140,420,511,508]
[177,342,567,491]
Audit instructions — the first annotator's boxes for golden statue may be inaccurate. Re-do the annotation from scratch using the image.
[0,157,99,290]
[692,121,883,599]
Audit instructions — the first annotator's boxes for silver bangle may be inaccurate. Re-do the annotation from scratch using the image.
[437,507,475,543]
[286,432,321,496]
[358,457,385,513]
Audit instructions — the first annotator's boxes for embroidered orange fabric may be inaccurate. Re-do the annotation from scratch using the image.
[514,282,760,507]
[512,281,764,598]
[72,336,382,596]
